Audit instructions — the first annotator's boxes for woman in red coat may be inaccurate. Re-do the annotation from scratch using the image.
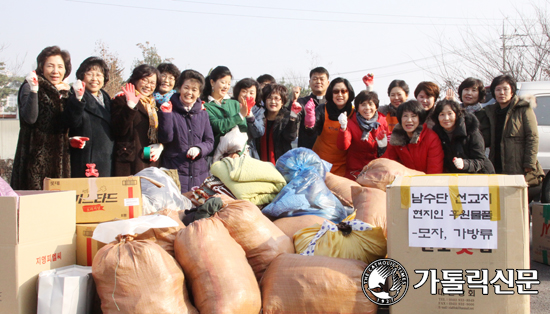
[382,100,444,174]
[337,91,388,179]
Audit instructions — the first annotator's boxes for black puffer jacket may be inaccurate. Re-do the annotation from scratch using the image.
[432,112,495,174]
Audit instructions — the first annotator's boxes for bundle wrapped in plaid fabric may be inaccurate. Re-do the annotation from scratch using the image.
[190,176,236,206]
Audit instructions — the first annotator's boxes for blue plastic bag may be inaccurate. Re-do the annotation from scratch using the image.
[263,149,347,223]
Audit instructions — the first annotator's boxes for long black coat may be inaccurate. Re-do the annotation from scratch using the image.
[65,90,114,177]
[432,112,495,174]
[256,107,299,162]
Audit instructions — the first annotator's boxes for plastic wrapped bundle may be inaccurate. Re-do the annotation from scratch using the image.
[274,147,330,183]
[136,167,193,214]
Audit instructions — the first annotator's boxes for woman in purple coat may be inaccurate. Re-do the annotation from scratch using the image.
[158,70,214,193]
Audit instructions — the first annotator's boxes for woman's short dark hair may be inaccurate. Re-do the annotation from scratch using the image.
[414,81,440,100]
[458,77,486,103]
[175,69,205,92]
[397,100,427,125]
[327,77,355,106]
[76,56,110,84]
[256,74,276,85]
[128,64,161,88]
[201,66,232,100]
[233,78,261,106]
[310,67,330,80]
[387,79,409,97]
[431,99,464,125]
[35,46,71,79]
[157,63,180,80]
[262,84,288,104]
[355,91,380,108]
[490,74,517,99]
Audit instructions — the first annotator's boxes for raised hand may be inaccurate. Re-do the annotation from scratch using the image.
[69,136,89,149]
[363,73,374,91]
[122,83,142,109]
[445,89,456,100]
[26,71,39,93]
[73,80,86,101]
[149,143,164,162]
[187,147,201,160]
[160,101,172,113]
[338,112,348,130]
[246,96,255,116]
[453,157,464,170]
[375,129,387,147]
[304,98,316,128]
[291,101,302,115]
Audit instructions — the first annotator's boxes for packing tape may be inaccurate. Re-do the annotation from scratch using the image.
[488,176,500,221]
[448,175,463,219]
[543,204,550,224]
[84,177,98,201]
[143,146,151,161]
[400,176,411,209]
[543,250,548,265]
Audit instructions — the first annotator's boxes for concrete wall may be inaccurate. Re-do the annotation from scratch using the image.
[0,119,19,159]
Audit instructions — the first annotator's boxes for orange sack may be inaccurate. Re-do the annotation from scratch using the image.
[273,215,329,238]
[325,171,361,207]
[356,158,424,191]
[216,200,295,280]
[352,186,387,238]
[174,217,262,314]
[260,253,377,314]
[138,208,185,256]
[92,236,197,314]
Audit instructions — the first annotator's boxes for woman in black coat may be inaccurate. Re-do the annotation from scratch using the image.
[65,57,114,177]
[431,99,494,174]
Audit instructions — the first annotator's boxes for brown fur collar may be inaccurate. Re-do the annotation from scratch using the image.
[390,123,423,146]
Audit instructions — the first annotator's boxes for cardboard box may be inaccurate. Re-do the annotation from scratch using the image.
[44,176,143,223]
[532,203,550,265]
[0,190,77,314]
[387,175,530,314]
[76,223,107,266]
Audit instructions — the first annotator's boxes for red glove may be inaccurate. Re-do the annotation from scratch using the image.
[160,101,172,113]
[246,96,255,116]
[291,101,302,115]
[122,83,141,109]
[85,163,99,177]
[69,136,89,149]
[375,129,387,147]
[363,73,374,91]
[304,98,316,128]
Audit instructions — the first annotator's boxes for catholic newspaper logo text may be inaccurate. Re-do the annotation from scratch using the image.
[362,258,409,305]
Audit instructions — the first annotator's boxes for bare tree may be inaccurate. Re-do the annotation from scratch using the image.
[132,42,173,68]
[94,40,125,96]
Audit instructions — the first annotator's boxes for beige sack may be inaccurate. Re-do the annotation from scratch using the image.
[261,253,377,314]
[216,200,295,280]
[92,236,197,314]
[273,215,328,238]
[325,172,361,207]
[139,208,184,256]
[351,186,387,237]
[356,158,424,191]
[174,216,261,314]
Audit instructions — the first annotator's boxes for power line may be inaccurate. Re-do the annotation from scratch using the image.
[65,0,498,26]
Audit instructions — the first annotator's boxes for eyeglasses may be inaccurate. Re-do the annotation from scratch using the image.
[161,74,175,83]
[140,78,156,87]
[333,89,349,95]
[267,96,282,102]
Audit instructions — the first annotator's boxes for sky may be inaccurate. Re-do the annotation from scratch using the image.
[1,0,548,104]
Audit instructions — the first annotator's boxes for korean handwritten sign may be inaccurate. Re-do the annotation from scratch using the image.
[408,186,498,249]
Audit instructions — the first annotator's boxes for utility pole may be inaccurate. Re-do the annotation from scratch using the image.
[500,17,529,76]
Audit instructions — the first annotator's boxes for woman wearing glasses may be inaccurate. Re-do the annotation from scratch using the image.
[111,64,163,176]
[257,83,300,164]
[304,77,355,176]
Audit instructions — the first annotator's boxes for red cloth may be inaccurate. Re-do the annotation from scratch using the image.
[382,124,444,174]
[337,112,388,180]
[260,125,276,165]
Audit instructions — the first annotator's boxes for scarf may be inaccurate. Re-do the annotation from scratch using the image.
[464,103,482,114]
[356,111,380,141]
[153,90,175,105]
[137,91,159,144]
[261,120,276,165]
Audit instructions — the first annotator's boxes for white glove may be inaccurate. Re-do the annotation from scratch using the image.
[376,134,387,148]
[149,143,164,162]
[338,112,348,130]
[73,79,86,101]
[453,157,464,170]
[26,71,39,93]
[187,147,201,160]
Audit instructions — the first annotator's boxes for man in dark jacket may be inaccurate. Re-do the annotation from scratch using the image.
[296,67,330,149]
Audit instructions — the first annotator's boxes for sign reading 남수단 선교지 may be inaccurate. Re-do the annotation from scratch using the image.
[408,186,498,249]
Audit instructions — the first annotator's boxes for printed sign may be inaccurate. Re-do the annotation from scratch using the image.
[408,186,497,249]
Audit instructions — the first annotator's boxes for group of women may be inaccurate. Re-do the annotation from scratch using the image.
[10,45,544,194]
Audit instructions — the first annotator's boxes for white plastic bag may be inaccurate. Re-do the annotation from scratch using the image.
[37,265,95,314]
[136,167,193,214]
[213,126,249,162]
[92,215,179,244]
